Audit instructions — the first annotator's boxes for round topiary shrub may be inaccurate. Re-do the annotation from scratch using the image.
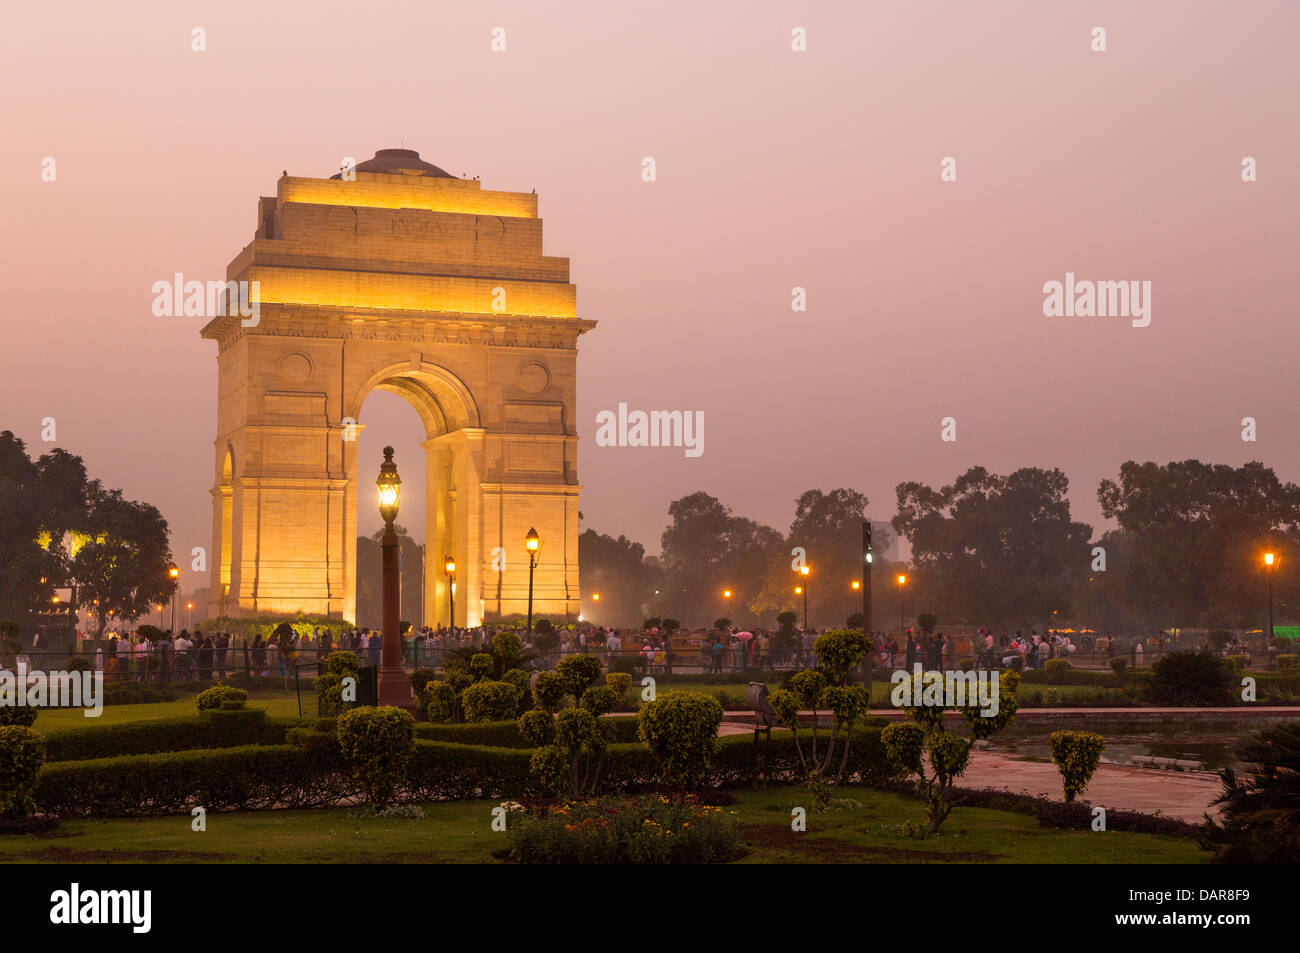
[501,669,532,715]
[517,708,555,747]
[470,652,495,681]
[460,680,520,722]
[0,726,46,819]
[1044,659,1072,684]
[637,691,724,790]
[196,684,248,711]
[556,654,604,699]
[337,705,414,808]
[532,670,568,712]
[605,671,632,704]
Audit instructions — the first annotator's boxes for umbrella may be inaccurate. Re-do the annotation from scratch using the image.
[733,631,754,641]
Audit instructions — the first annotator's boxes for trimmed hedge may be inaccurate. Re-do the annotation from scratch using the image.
[35,744,352,818]
[34,725,898,817]
[41,712,292,762]
[413,716,641,748]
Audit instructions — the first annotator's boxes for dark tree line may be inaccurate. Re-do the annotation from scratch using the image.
[578,460,1300,633]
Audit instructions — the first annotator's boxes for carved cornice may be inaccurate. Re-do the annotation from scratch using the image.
[202,304,596,354]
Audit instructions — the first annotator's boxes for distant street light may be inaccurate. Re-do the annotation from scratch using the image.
[797,564,811,630]
[444,555,456,628]
[897,573,907,640]
[1265,552,1277,643]
[168,564,179,633]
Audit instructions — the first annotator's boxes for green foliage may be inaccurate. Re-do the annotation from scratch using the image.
[1148,651,1236,707]
[1044,659,1072,684]
[580,685,617,716]
[881,722,925,776]
[532,670,569,712]
[507,795,742,864]
[812,629,873,685]
[556,654,604,699]
[195,684,248,712]
[1049,730,1106,803]
[470,652,495,681]
[787,670,827,709]
[767,688,799,728]
[1206,722,1300,862]
[821,685,869,727]
[425,682,459,723]
[500,669,532,715]
[637,691,724,790]
[0,705,38,728]
[460,680,521,722]
[605,672,632,703]
[962,677,1020,741]
[491,631,523,670]
[517,709,555,747]
[0,726,46,818]
[336,706,414,808]
[527,707,611,797]
[45,711,280,761]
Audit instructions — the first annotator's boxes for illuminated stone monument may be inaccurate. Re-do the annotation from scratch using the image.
[201,149,593,626]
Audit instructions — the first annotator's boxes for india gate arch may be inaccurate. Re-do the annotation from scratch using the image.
[201,148,594,627]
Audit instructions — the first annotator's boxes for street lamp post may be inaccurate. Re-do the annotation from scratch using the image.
[799,564,810,630]
[444,555,456,628]
[168,564,179,633]
[897,574,907,641]
[525,527,541,639]
[1265,552,1277,643]
[375,447,414,709]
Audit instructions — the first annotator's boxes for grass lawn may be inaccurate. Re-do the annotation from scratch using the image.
[0,786,1206,864]
[34,691,317,730]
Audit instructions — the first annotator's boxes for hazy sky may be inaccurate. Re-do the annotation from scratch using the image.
[2,1,1297,598]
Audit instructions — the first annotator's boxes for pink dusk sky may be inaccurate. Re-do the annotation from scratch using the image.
[1,1,1297,597]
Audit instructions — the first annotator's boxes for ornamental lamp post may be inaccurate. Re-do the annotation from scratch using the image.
[375,447,414,709]
[525,527,541,639]
[799,564,810,630]
[444,555,456,628]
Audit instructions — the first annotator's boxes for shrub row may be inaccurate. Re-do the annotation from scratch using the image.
[34,726,897,817]
[42,711,293,762]
[413,716,641,748]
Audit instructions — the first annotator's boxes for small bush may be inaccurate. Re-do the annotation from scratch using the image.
[532,671,569,712]
[460,680,520,723]
[637,691,723,790]
[1044,659,1072,684]
[1148,651,1235,707]
[196,684,248,712]
[336,706,414,809]
[1049,730,1106,803]
[556,654,605,699]
[0,726,46,818]
[425,682,459,723]
[605,672,632,704]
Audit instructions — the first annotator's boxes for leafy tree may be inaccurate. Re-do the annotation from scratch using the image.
[355,526,423,630]
[1098,460,1300,630]
[578,529,660,625]
[893,466,1092,626]
[71,486,175,631]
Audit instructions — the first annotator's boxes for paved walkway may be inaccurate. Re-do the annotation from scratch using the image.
[718,707,1300,821]
[960,751,1222,822]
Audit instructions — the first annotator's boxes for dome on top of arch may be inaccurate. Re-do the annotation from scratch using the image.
[331,148,457,180]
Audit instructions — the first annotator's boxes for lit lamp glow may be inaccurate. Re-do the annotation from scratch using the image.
[376,447,401,528]
[525,527,542,638]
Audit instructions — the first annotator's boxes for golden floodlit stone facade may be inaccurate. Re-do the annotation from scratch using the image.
[201,149,594,626]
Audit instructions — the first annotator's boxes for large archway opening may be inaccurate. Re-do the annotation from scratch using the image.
[347,361,482,630]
